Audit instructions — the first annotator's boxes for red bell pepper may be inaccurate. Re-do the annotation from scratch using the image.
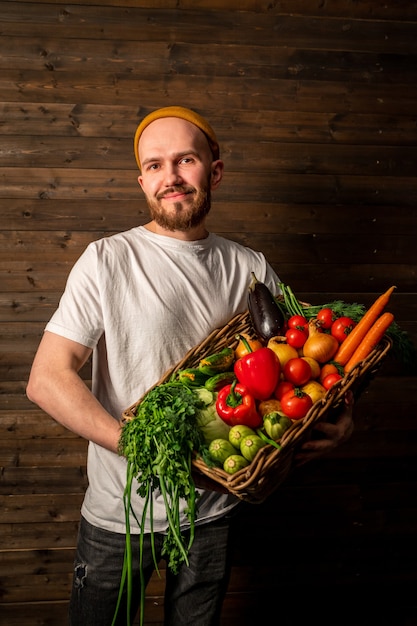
[234,335,281,400]
[216,381,262,428]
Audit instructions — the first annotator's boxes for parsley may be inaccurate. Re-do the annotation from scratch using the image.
[113,382,207,626]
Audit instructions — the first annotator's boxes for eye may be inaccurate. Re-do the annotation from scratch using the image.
[179,156,194,165]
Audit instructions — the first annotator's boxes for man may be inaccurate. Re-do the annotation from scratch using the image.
[27,106,353,625]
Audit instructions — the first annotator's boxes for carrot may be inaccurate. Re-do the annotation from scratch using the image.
[333,285,396,366]
[344,312,394,373]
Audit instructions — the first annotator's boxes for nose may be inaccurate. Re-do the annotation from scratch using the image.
[163,163,183,187]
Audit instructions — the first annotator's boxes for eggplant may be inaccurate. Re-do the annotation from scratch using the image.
[247,272,285,343]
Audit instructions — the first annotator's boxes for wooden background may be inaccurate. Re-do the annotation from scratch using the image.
[1,1,417,624]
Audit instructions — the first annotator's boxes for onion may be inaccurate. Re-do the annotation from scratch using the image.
[303,320,338,363]
[267,336,298,367]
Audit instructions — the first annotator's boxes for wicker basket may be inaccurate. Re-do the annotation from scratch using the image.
[122,311,392,505]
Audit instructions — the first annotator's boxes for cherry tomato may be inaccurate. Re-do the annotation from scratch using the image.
[331,317,356,344]
[316,308,334,330]
[283,357,312,386]
[280,389,313,420]
[287,315,308,332]
[285,327,308,349]
[322,372,343,390]
[274,380,294,400]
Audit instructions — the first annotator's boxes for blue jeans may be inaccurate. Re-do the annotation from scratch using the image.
[68,515,233,626]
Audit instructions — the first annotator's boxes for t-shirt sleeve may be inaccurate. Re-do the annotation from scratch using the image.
[259,257,281,296]
[45,244,104,349]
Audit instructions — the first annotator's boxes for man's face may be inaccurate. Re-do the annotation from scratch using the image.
[137,117,222,232]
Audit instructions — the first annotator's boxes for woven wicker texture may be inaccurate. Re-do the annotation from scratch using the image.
[122,311,392,504]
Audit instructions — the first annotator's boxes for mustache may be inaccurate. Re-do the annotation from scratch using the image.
[156,185,195,200]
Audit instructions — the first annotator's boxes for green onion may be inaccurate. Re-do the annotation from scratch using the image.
[113,382,208,626]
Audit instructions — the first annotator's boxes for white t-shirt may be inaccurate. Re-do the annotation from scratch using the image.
[46,226,280,533]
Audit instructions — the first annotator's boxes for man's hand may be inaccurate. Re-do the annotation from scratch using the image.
[294,390,355,465]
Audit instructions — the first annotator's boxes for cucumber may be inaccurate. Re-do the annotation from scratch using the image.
[204,371,236,392]
[198,347,235,376]
[177,368,210,387]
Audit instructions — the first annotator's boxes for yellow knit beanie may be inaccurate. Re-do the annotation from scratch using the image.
[133,106,220,169]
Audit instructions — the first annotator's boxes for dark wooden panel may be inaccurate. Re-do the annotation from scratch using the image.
[1,5,417,54]
[2,329,417,382]
[0,466,87,495]
[1,69,416,114]
[0,493,85,524]
[0,572,74,604]
[1,593,416,626]
[1,35,415,87]
[2,0,416,22]
[1,521,79,550]
[2,169,417,206]
[2,103,417,148]
[0,262,79,292]
[1,197,149,232]
[0,410,83,440]
[3,136,417,178]
[9,260,415,293]
[0,601,161,626]
[0,439,88,469]
[268,264,417,293]
[1,261,415,295]
[0,292,411,332]
[230,232,417,264]
[1,230,415,265]
[1,1,417,623]
[0,291,64,322]
[4,199,417,235]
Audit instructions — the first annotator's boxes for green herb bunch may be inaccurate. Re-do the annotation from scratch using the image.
[114,381,207,626]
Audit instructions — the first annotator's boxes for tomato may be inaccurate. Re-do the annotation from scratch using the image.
[331,317,356,344]
[316,307,334,330]
[280,389,313,420]
[322,372,343,390]
[283,357,312,386]
[235,333,264,359]
[287,315,308,332]
[285,327,308,349]
[319,363,340,383]
[274,380,294,400]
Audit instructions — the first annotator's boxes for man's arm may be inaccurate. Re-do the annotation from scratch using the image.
[26,331,121,453]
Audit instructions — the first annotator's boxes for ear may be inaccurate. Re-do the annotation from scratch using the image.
[210,159,224,190]
[137,174,144,190]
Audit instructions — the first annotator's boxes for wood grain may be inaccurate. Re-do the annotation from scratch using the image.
[1,1,416,624]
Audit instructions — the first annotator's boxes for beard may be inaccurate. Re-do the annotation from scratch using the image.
[146,183,211,232]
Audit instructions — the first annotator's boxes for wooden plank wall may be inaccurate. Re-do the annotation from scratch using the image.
[1,1,417,624]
